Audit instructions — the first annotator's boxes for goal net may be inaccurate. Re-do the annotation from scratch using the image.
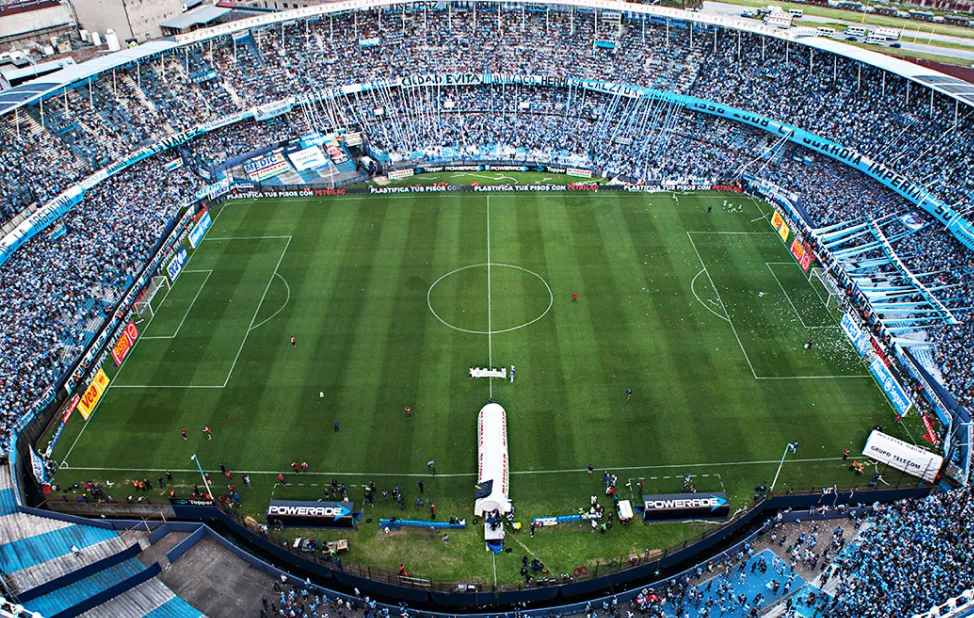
[135,276,169,320]
[810,267,847,312]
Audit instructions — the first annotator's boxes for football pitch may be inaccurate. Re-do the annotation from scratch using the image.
[50,190,911,583]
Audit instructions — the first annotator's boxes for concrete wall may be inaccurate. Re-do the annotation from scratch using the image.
[125,0,183,41]
[0,3,75,41]
[70,0,132,41]
[70,0,181,42]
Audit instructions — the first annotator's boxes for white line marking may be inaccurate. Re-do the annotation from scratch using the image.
[755,375,872,380]
[690,268,730,323]
[141,270,212,340]
[60,267,182,466]
[686,231,758,379]
[62,235,290,466]
[765,263,834,330]
[427,264,553,335]
[109,384,226,389]
[687,233,865,381]
[58,456,847,478]
[224,237,291,386]
[249,272,291,332]
[487,196,493,399]
[688,231,772,235]
[204,235,292,241]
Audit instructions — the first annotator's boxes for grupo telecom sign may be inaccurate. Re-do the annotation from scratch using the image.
[266,500,356,527]
[643,492,731,521]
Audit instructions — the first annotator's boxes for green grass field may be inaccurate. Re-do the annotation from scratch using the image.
[48,189,917,585]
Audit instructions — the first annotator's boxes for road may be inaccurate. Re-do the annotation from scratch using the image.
[701,1,974,63]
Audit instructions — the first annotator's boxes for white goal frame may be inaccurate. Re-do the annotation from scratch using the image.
[135,276,170,320]
[810,267,847,311]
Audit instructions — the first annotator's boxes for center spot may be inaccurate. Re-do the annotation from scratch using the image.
[427,264,553,334]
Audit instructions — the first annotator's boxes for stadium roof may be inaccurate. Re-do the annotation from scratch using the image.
[1,0,972,117]
[0,57,75,84]
[160,6,231,31]
[803,36,974,107]
[0,40,176,116]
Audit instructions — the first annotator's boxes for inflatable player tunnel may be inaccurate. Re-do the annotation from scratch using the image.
[474,403,511,516]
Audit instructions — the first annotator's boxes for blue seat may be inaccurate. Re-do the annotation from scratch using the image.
[0,524,119,573]
[24,557,145,617]
[143,595,203,618]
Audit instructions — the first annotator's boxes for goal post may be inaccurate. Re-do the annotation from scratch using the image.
[135,276,170,320]
[810,267,847,313]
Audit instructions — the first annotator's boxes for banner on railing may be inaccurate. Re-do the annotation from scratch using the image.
[841,312,873,358]
[167,247,188,283]
[869,356,913,418]
[110,321,140,367]
[188,211,213,249]
[77,369,109,421]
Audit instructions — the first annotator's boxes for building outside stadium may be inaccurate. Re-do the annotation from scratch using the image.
[0,0,971,615]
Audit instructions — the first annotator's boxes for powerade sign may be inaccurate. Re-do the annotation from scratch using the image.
[841,312,872,358]
[643,493,730,521]
[188,211,212,249]
[266,500,356,528]
[870,356,913,418]
[167,247,188,282]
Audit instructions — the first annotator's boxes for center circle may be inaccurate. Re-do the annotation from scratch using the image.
[427,264,553,334]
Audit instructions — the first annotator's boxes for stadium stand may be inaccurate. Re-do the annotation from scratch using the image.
[0,2,967,459]
[0,4,971,613]
[0,467,205,616]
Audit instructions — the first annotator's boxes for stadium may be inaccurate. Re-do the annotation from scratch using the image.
[0,0,971,615]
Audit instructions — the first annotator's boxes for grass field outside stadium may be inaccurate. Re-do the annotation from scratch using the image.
[46,181,923,585]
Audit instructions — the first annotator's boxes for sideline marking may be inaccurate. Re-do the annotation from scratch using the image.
[59,456,847,478]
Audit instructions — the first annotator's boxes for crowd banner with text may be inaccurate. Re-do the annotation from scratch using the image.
[77,369,109,420]
[869,356,913,418]
[266,500,357,528]
[111,321,140,367]
[863,430,942,483]
[642,493,730,521]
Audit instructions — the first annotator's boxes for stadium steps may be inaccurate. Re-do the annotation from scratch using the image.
[0,515,146,593]
[16,109,48,138]
[0,466,19,516]
[79,577,206,618]
[22,557,147,617]
[4,533,139,593]
[220,80,244,109]
[120,73,160,114]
